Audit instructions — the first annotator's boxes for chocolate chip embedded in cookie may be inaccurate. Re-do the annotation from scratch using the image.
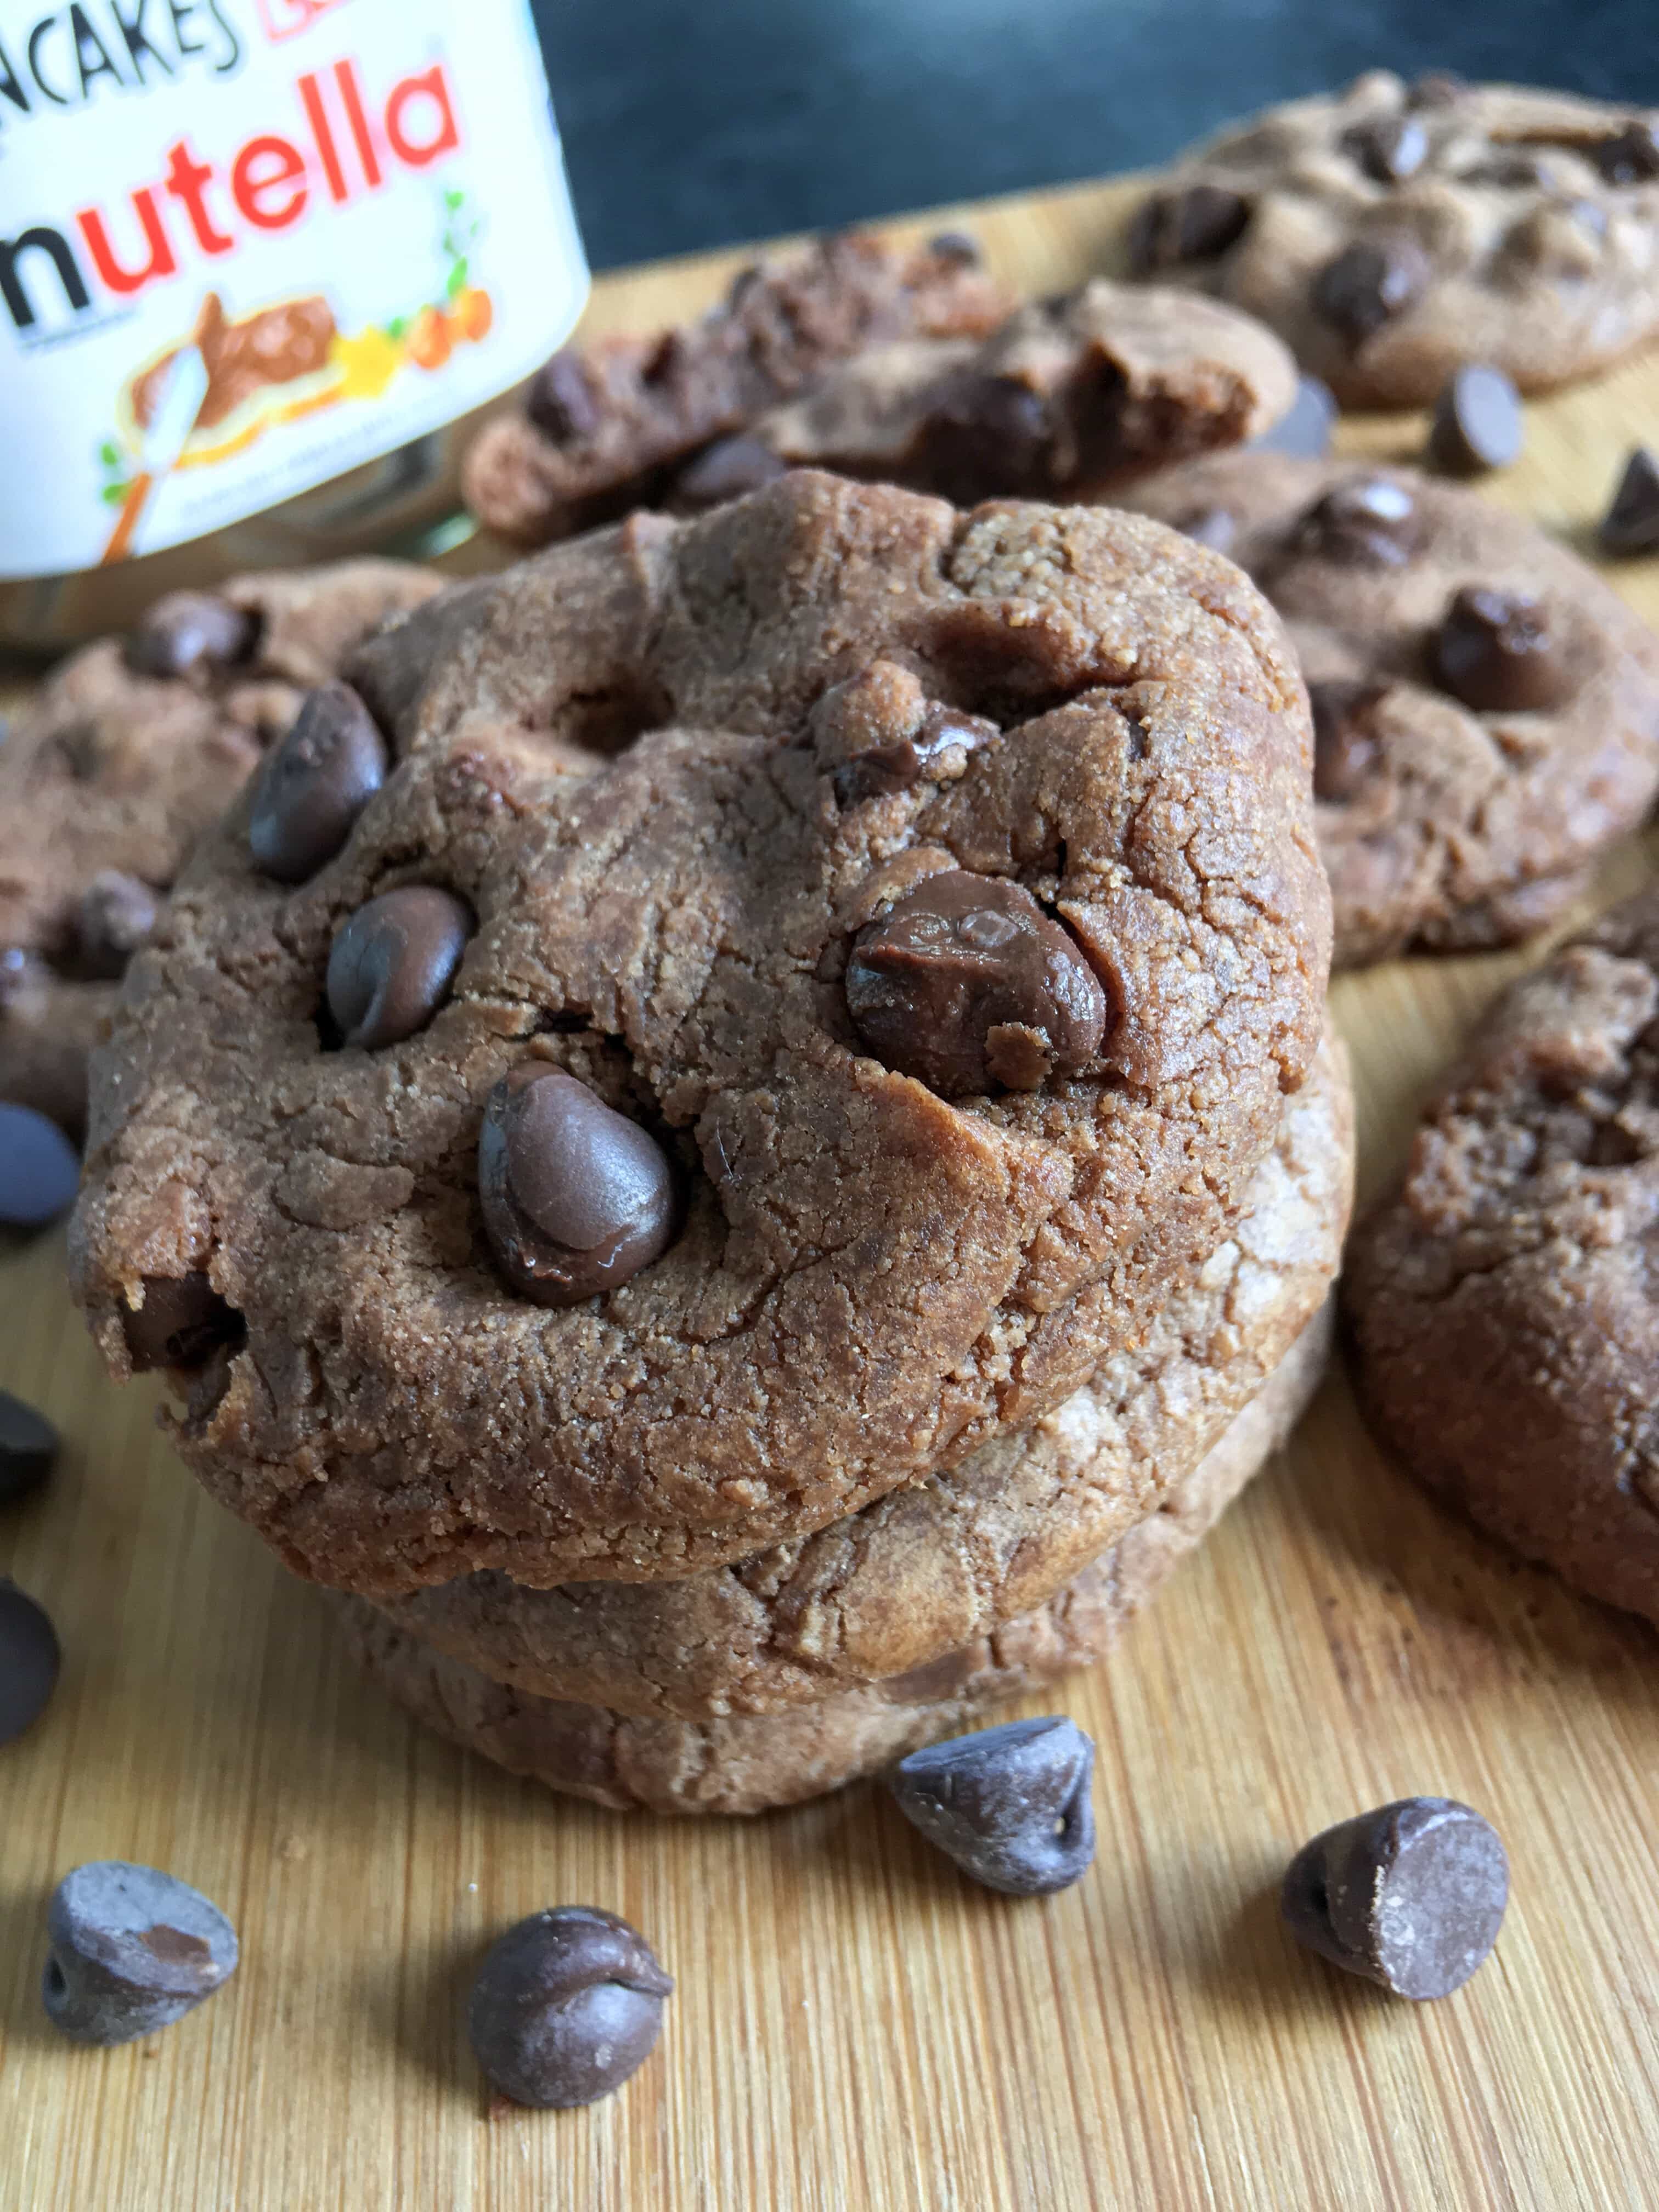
[1126,450,1659,968]
[71,473,1329,1596]
[1119,71,1659,403]
[1345,887,1659,1627]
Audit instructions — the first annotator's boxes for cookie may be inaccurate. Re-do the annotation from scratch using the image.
[1346,887,1659,1624]
[71,472,1330,1596]
[334,1301,1333,1816]
[1,563,442,1139]
[1122,70,1659,406]
[366,1030,1351,1719]
[463,230,1011,548]
[671,281,1295,510]
[1126,453,1659,969]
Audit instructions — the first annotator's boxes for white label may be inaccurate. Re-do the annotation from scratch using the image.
[0,0,589,576]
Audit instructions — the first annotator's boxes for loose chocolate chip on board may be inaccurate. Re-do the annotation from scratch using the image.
[672,434,789,511]
[1433,586,1573,710]
[120,1273,242,1373]
[887,1716,1097,1895]
[468,1908,672,2108]
[1249,375,1338,460]
[1599,448,1659,555]
[1294,477,1420,567]
[1426,365,1523,477]
[1281,1797,1508,1999]
[249,683,389,884]
[1309,681,1386,802]
[324,887,471,1051]
[0,1104,80,1232]
[1341,115,1430,184]
[526,350,604,444]
[42,1861,239,2045]
[1312,236,1430,345]
[0,1390,58,1506]
[1589,122,1659,185]
[479,1067,678,1307]
[845,872,1108,1097]
[123,592,258,681]
[75,871,157,981]
[927,229,984,266]
[0,1579,59,1744]
[1126,184,1251,273]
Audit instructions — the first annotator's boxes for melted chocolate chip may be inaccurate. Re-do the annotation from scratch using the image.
[1126,184,1251,273]
[1176,506,1239,554]
[123,593,258,682]
[248,684,389,885]
[121,1273,242,1373]
[1432,586,1574,711]
[845,872,1108,1097]
[1589,122,1659,184]
[1249,374,1338,460]
[672,435,789,512]
[469,1908,673,2108]
[526,349,602,443]
[888,1717,1097,1895]
[1312,235,1430,345]
[479,1067,677,1307]
[1294,477,1420,566]
[833,701,998,805]
[1309,681,1386,801]
[1426,364,1523,477]
[1599,447,1659,555]
[325,887,471,1051]
[1341,114,1429,184]
[75,872,157,981]
[913,373,1052,501]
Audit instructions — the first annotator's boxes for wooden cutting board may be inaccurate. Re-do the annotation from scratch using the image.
[6,173,1659,2212]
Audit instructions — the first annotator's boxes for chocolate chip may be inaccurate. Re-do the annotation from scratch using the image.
[120,1273,242,1373]
[1293,476,1420,566]
[1433,586,1573,711]
[325,886,471,1051]
[1312,236,1430,345]
[1281,1797,1508,1999]
[1599,447,1659,555]
[887,1716,1097,1895]
[1309,681,1386,802]
[0,1391,58,1506]
[0,1104,79,1232]
[1341,115,1429,184]
[927,229,983,266]
[1589,122,1659,184]
[1249,374,1339,460]
[672,435,788,512]
[1177,505,1239,555]
[248,683,388,884]
[833,701,998,805]
[916,373,1053,501]
[1426,364,1523,477]
[479,1067,677,1307]
[468,1907,672,2108]
[0,1579,59,1744]
[845,872,1108,1098]
[76,871,157,981]
[123,592,258,681]
[526,349,602,443]
[1407,71,1465,110]
[43,1861,239,2045]
[1126,184,1251,273]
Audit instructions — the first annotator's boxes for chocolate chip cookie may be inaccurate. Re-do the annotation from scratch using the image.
[333,1301,1333,1815]
[71,472,1329,1596]
[1122,71,1659,405]
[364,1030,1351,1719]
[1,563,442,1139]
[1126,452,1659,968]
[464,230,1012,549]
[1346,887,1659,1625]
[670,281,1295,510]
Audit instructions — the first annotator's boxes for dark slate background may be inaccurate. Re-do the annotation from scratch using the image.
[531,0,1659,271]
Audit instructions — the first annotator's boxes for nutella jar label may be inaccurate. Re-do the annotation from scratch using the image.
[0,0,588,578]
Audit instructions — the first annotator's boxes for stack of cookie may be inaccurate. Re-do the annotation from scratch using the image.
[71,471,1351,1814]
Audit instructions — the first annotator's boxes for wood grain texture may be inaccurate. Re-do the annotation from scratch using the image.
[5,173,1659,2212]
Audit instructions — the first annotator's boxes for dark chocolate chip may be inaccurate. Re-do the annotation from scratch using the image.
[75,871,157,981]
[248,683,388,884]
[1309,681,1386,802]
[915,373,1053,501]
[1469,153,1549,189]
[1432,586,1573,711]
[1281,1797,1508,1999]
[1249,374,1339,460]
[834,701,998,805]
[1407,71,1465,110]
[1599,447,1659,555]
[1126,184,1251,273]
[0,1104,79,1232]
[845,871,1108,1098]
[1312,236,1430,345]
[479,1067,677,1307]
[526,349,602,443]
[1589,122,1659,184]
[43,1861,239,2045]
[927,229,983,266]
[1294,476,1420,566]
[1426,365,1524,476]
[887,1716,1097,1896]
[469,1907,672,2108]
[123,592,258,682]
[0,1390,59,1506]
[1341,114,1429,184]
[325,886,471,1051]
[1177,505,1240,555]
[0,1579,59,1744]
[120,1273,242,1373]
[673,435,789,512]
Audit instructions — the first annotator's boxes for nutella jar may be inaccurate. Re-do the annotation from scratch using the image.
[0,0,588,646]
